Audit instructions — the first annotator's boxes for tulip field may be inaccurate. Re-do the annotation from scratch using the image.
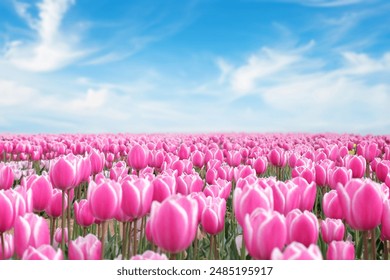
[1,132,390,260]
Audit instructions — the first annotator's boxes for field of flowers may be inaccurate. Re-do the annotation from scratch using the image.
[0,133,389,260]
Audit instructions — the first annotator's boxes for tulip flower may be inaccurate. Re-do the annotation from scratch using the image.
[121,178,153,219]
[176,173,204,195]
[131,250,168,260]
[74,199,95,228]
[286,209,319,247]
[201,197,226,235]
[0,190,14,233]
[128,144,149,171]
[0,165,14,190]
[0,233,14,260]
[152,174,176,202]
[22,245,63,260]
[147,194,198,254]
[337,179,383,231]
[320,218,345,244]
[243,208,287,260]
[326,241,355,260]
[14,213,50,258]
[30,174,52,212]
[88,179,122,221]
[271,242,323,260]
[68,234,102,260]
[343,155,366,178]
[233,183,273,227]
[322,190,343,219]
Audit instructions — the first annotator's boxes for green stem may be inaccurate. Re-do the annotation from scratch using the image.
[384,240,388,260]
[67,189,71,247]
[209,234,214,260]
[363,231,368,260]
[101,221,107,260]
[50,217,55,245]
[213,234,219,260]
[1,232,5,260]
[61,190,66,253]
[122,222,127,260]
[371,228,376,260]
[193,236,198,260]
[133,219,138,256]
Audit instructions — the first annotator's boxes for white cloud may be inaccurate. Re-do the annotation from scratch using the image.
[229,48,300,93]
[0,79,36,106]
[216,44,390,133]
[270,0,366,7]
[340,51,390,74]
[3,0,83,72]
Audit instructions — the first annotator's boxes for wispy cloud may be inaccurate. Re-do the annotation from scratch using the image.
[266,0,368,7]
[2,0,84,72]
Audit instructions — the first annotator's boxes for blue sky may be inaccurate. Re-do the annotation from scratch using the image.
[0,0,389,134]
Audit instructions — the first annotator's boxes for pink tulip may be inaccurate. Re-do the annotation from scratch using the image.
[357,142,378,162]
[322,190,343,219]
[147,194,198,253]
[268,148,287,167]
[128,144,149,171]
[148,150,164,169]
[217,164,234,181]
[74,199,95,227]
[286,209,319,247]
[152,174,176,202]
[314,159,334,187]
[337,179,383,230]
[271,242,323,260]
[49,156,78,190]
[45,188,67,218]
[204,148,223,164]
[233,183,273,226]
[326,241,355,260]
[0,233,14,260]
[291,177,317,212]
[109,161,129,182]
[292,166,315,184]
[328,167,352,189]
[121,178,154,219]
[0,190,14,233]
[201,197,226,235]
[226,150,242,167]
[14,213,50,258]
[376,160,390,182]
[88,179,122,221]
[252,156,267,175]
[243,208,287,260]
[204,179,231,200]
[234,165,256,181]
[320,218,345,244]
[131,250,168,260]
[22,245,63,260]
[89,149,105,175]
[266,179,299,215]
[191,150,205,168]
[381,199,390,240]
[30,174,52,212]
[68,234,102,260]
[176,173,204,195]
[178,143,190,160]
[189,192,207,223]
[343,155,366,178]
[54,227,68,245]
[0,165,14,190]
[206,168,218,185]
